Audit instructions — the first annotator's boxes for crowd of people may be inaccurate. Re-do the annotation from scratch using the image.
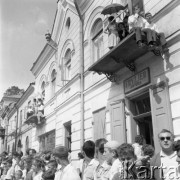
[0,129,180,180]
[104,4,167,53]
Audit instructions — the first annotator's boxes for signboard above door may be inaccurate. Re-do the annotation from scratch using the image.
[124,68,150,94]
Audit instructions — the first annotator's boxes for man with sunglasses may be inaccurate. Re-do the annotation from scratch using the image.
[150,129,178,180]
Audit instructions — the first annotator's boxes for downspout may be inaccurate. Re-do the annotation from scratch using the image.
[14,105,19,151]
[74,0,84,147]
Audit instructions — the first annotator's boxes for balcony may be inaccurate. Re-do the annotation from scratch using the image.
[24,108,45,127]
[88,5,164,82]
[9,130,16,137]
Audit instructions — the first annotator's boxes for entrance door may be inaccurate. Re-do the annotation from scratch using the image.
[130,92,154,146]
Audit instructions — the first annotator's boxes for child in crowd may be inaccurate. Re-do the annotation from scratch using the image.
[15,170,23,180]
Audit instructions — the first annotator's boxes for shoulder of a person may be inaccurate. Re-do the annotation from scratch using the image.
[150,152,160,166]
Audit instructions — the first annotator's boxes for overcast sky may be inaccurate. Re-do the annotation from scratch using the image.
[0,0,57,99]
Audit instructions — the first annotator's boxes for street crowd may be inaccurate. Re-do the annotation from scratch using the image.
[0,129,180,180]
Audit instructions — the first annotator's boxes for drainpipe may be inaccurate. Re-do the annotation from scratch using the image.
[14,105,19,151]
[74,0,84,147]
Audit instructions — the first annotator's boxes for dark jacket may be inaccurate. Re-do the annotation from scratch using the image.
[150,153,162,180]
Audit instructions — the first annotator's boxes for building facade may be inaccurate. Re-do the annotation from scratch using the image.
[7,0,180,163]
[4,83,35,155]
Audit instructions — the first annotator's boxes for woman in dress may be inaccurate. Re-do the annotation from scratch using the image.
[104,16,120,49]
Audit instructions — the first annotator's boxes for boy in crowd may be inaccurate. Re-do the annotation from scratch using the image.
[82,140,99,180]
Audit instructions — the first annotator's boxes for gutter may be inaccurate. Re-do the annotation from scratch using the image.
[74,0,85,147]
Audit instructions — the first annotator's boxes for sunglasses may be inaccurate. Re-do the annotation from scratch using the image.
[160,136,171,141]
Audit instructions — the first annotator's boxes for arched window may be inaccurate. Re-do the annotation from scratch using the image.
[91,19,104,62]
[41,81,45,99]
[25,136,29,152]
[51,69,57,96]
[64,49,71,82]
[8,145,10,153]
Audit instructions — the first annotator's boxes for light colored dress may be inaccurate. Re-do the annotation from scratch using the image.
[107,23,120,49]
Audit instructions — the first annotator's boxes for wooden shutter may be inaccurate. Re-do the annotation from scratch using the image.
[93,108,106,141]
[150,81,173,153]
[110,100,126,144]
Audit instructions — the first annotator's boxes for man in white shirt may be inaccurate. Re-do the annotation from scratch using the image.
[128,4,147,47]
[82,140,99,180]
[103,141,122,180]
[53,146,80,180]
[150,129,178,180]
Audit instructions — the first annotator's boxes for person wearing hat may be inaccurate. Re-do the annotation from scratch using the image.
[53,146,80,180]
[103,140,122,180]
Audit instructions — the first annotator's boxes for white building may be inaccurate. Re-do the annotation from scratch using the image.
[23,0,180,163]
[6,83,35,155]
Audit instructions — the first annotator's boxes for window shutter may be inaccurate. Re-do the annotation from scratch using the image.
[110,100,126,144]
[93,108,106,141]
[150,81,173,153]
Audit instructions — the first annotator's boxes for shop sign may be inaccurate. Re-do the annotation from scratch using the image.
[124,68,150,94]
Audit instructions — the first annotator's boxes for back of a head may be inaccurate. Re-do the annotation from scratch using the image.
[104,140,120,150]
[135,135,144,145]
[142,144,154,158]
[82,140,95,159]
[117,143,135,160]
[78,152,84,159]
[173,140,180,151]
[53,146,69,160]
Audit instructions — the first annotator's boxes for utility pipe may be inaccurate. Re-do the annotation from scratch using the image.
[74,0,85,147]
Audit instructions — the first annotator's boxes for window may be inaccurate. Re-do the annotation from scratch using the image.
[41,81,45,99]
[66,17,71,30]
[51,69,57,96]
[39,131,55,152]
[19,110,23,127]
[91,19,104,62]
[64,121,71,151]
[64,49,71,82]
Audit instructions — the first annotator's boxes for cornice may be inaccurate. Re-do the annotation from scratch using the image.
[31,44,56,78]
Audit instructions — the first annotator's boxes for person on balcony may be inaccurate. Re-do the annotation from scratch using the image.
[128,5,149,48]
[37,98,44,124]
[143,12,168,51]
[104,16,120,49]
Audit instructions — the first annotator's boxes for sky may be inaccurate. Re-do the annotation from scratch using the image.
[0,0,57,99]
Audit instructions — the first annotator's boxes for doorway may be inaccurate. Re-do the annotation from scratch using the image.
[130,92,154,146]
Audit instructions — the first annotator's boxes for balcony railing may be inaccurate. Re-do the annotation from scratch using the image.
[88,6,163,82]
